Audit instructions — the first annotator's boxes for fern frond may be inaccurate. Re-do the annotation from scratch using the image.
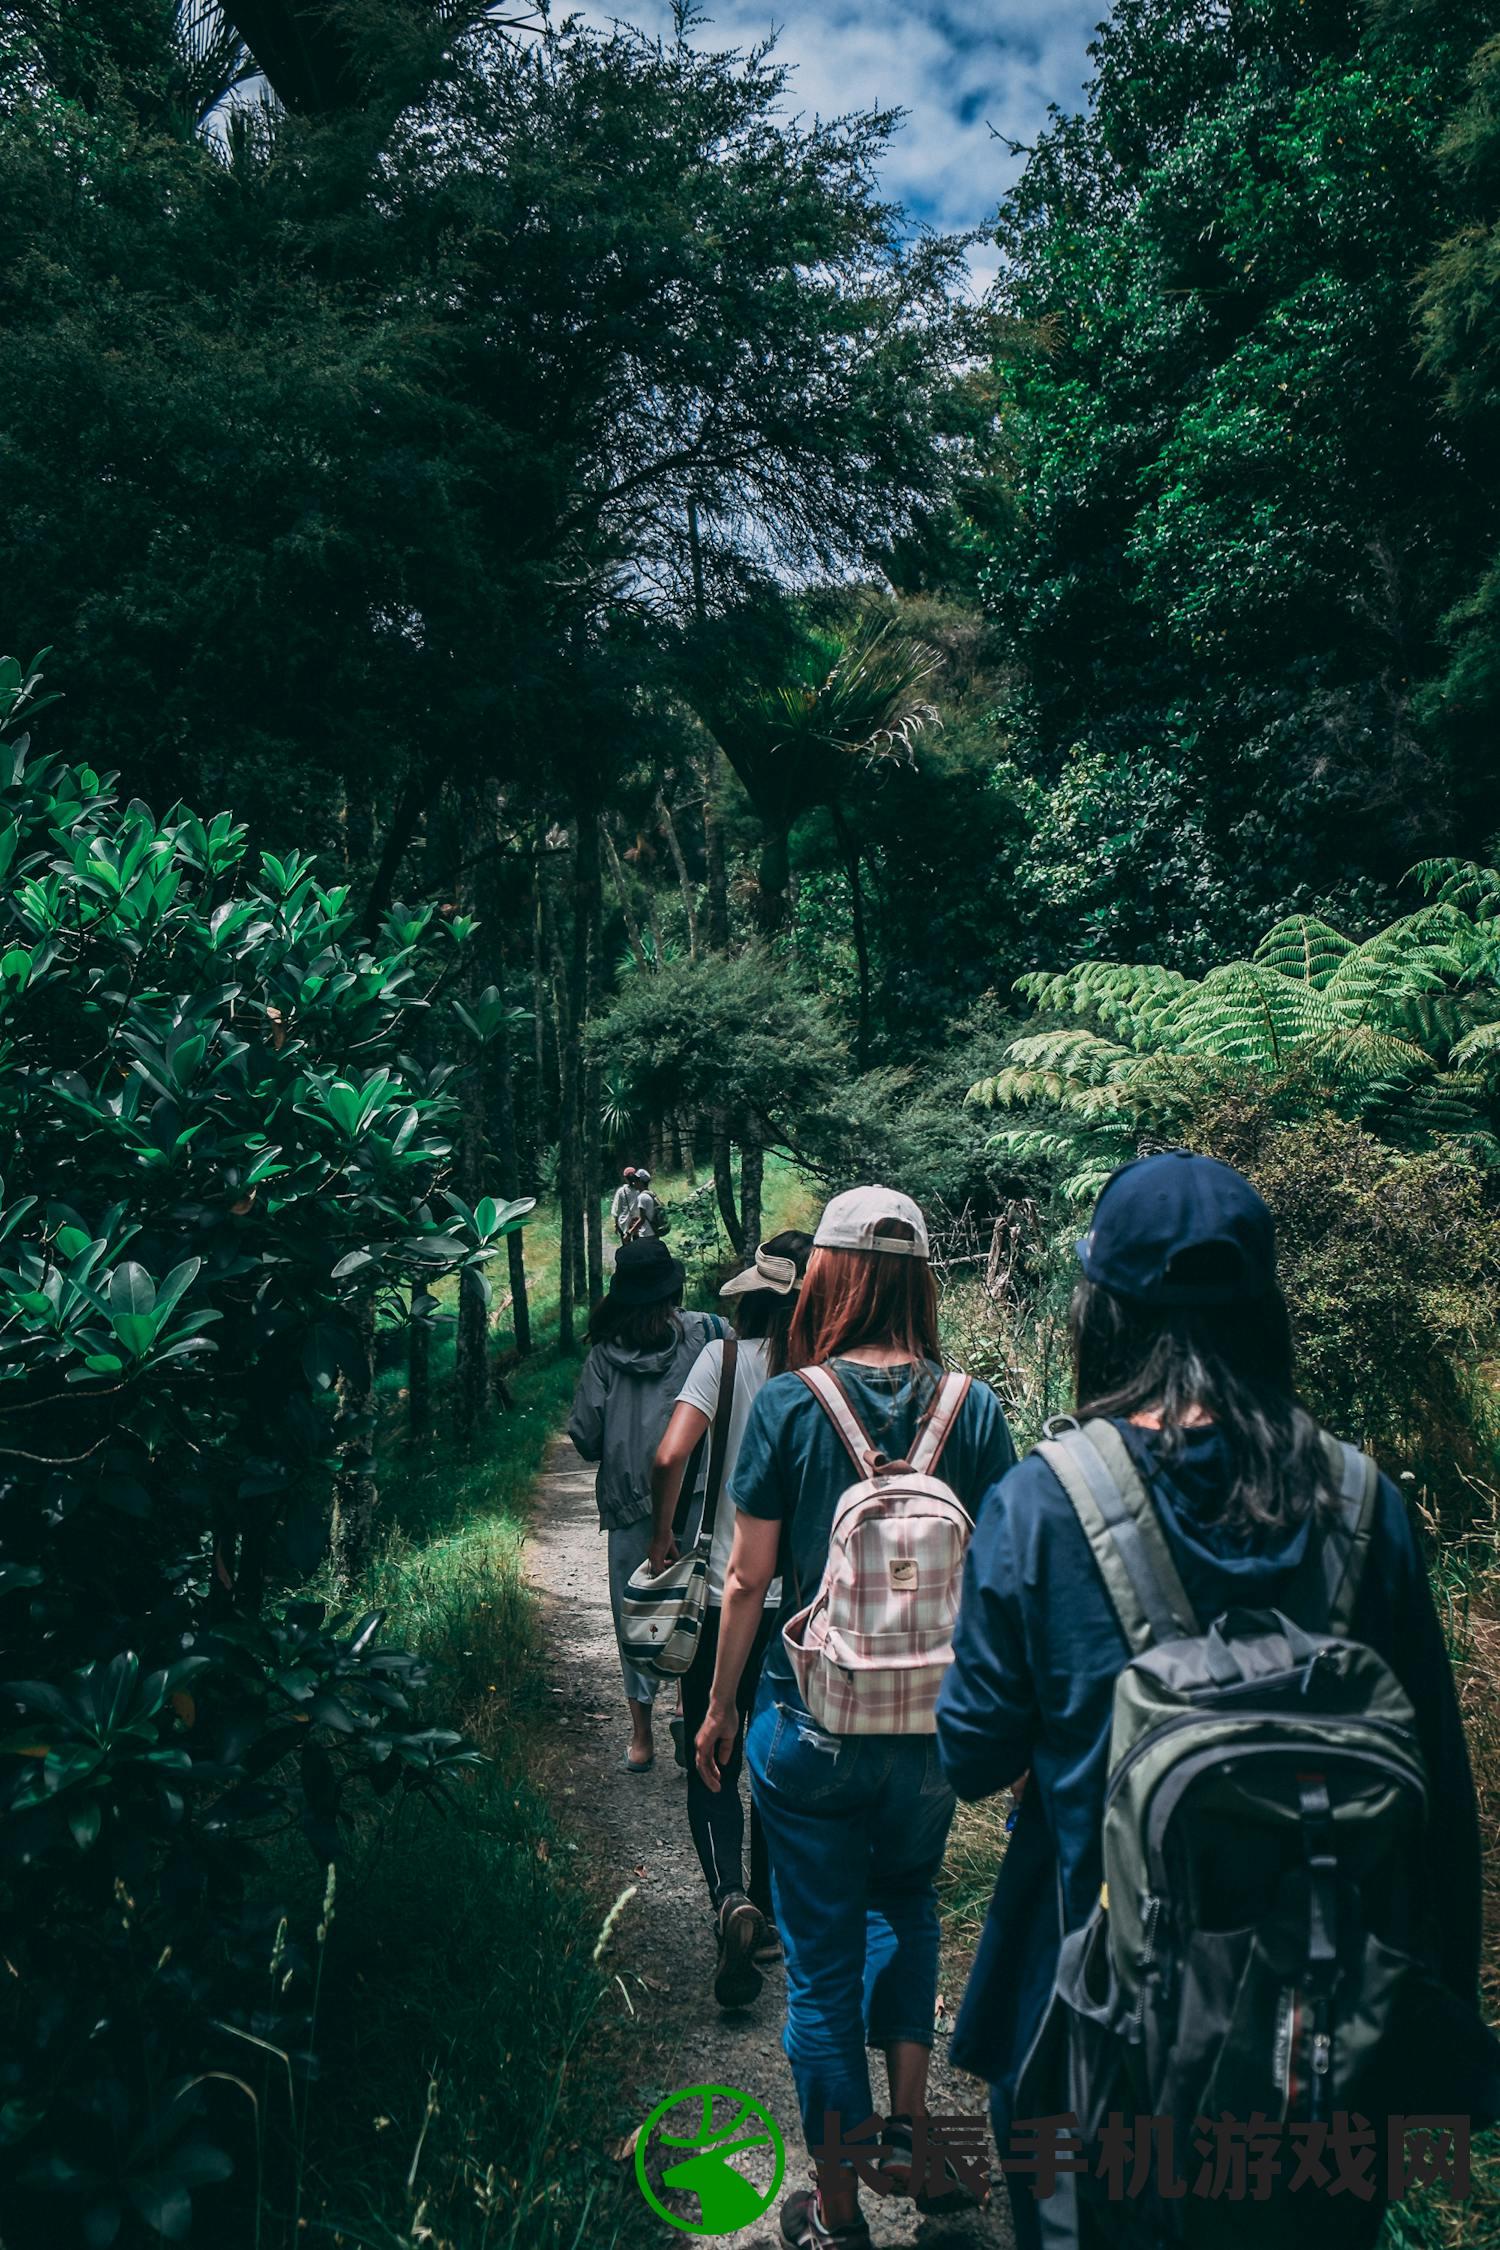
[1014,962,1192,1048]
[1252,916,1353,989]
[1407,858,1500,920]
[1160,963,1334,1069]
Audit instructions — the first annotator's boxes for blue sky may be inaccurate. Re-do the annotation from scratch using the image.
[578,3,1105,290]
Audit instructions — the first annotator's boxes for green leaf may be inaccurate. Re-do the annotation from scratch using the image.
[108,1263,155,1320]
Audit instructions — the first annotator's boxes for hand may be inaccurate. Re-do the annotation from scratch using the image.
[647,1532,678,1578]
[694,1700,737,1792]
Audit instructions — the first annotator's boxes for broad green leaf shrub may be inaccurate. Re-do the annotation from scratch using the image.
[1190,1093,1500,1513]
[0,655,528,2244]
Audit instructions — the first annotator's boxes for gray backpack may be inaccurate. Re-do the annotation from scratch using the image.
[1017,1416,1497,2238]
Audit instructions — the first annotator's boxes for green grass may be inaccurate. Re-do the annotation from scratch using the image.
[260,1160,823,2248]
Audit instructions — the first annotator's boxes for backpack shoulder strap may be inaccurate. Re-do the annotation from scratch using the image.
[1037,1417,1201,1654]
[909,1370,972,1478]
[695,1336,738,1550]
[1316,1432,1379,1636]
[797,1363,876,1476]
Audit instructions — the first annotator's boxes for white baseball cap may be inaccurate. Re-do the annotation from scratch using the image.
[813,1185,930,1260]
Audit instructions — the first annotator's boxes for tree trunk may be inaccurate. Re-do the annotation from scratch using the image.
[656,785,700,960]
[601,818,650,971]
[700,749,730,951]
[832,804,872,1071]
[331,1282,378,1583]
[712,1113,744,1253]
[581,815,605,1309]
[493,987,532,1358]
[740,1133,764,1256]
[362,762,427,938]
[453,786,491,1436]
[407,1294,431,1438]
[677,1114,696,1187]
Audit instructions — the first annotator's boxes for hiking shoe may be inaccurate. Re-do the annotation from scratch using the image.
[880,2114,988,2214]
[712,1892,765,2010]
[779,2187,872,2250]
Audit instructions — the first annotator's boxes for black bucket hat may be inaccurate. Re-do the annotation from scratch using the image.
[608,1236,685,1306]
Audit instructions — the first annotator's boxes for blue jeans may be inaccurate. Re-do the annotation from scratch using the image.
[747,1672,956,2153]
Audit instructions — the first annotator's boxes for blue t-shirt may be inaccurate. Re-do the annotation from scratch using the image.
[729,1357,1017,1681]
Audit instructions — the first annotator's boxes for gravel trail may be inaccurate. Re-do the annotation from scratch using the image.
[527,1435,1015,2250]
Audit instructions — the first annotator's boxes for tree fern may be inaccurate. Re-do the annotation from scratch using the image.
[972,865,1500,1182]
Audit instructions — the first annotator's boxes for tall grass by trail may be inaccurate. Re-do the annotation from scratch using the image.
[239,1159,816,2246]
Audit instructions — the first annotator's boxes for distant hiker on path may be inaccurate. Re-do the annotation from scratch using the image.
[648,1231,814,2010]
[693,1186,1016,2250]
[937,1151,1493,2250]
[610,1166,640,1240]
[629,1168,662,1240]
[567,1238,725,1774]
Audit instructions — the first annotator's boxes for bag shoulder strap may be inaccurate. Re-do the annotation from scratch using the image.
[797,1362,876,1476]
[1037,1417,1201,1654]
[909,1369,972,1478]
[1316,1431,1379,1637]
[695,1336,738,1550]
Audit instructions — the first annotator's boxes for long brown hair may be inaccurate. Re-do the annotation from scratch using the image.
[787,1220,940,1370]
[1072,1276,1331,1531]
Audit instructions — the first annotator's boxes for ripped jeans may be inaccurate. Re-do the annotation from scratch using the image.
[746,1669,956,2152]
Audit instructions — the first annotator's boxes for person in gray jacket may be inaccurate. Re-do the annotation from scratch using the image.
[567,1237,725,1772]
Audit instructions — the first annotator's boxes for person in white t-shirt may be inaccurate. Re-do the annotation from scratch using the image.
[648,1229,812,2009]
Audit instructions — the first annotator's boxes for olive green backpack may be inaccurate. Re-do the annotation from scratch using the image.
[1016,1416,1499,2243]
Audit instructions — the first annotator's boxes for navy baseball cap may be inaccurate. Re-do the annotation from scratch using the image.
[1075,1151,1276,1307]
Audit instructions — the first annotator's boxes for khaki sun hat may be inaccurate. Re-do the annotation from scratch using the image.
[719,1245,803,1299]
[813,1185,930,1260]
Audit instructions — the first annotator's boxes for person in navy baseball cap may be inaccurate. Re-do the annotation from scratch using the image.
[1075,1148,1277,1306]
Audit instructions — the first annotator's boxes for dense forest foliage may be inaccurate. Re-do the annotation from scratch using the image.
[0,0,1497,2242]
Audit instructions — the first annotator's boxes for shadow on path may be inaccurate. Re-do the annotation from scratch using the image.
[526,1436,1016,2250]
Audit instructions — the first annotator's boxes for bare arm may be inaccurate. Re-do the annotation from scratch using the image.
[693,1511,779,1792]
[648,1400,710,1576]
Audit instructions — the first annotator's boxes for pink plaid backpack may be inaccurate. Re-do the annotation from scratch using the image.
[780,1364,975,1736]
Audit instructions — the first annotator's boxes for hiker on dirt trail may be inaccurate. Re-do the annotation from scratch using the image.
[629,1168,661,1240]
[647,1231,815,2011]
[936,1151,1495,2250]
[567,1238,727,1774]
[610,1166,640,1241]
[693,1185,1016,2250]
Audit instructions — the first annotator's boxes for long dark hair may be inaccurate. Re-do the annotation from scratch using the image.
[730,1230,815,1376]
[788,1218,940,1371]
[586,1296,681,1352]
[1071,1277,1331,1531]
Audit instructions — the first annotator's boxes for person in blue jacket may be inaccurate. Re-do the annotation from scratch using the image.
[935,1151,1484,2250]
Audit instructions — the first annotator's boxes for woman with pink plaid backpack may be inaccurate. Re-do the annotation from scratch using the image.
[693,1186,1015,2250]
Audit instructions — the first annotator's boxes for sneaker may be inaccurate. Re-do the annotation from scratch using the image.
[752,1921,783,1968]
[712,1891,765,2010]
[669,1712,686,1769]
[879,2114,988,2215]
[779,2187,872,2250]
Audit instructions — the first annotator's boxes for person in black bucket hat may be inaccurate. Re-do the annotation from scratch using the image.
[605,1235,685,1305]
[934,1149,1488,2250]
[567,1235,726,1773]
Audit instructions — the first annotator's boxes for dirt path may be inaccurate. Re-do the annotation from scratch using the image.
[527,1436,1015,2249]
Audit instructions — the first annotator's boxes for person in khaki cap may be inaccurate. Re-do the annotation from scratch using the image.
[693,1186,1016,2250]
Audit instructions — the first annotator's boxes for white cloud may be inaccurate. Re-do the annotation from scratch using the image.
[574,2,1103,286]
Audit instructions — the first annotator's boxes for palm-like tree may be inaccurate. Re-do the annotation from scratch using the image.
[697,609,940,1066]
